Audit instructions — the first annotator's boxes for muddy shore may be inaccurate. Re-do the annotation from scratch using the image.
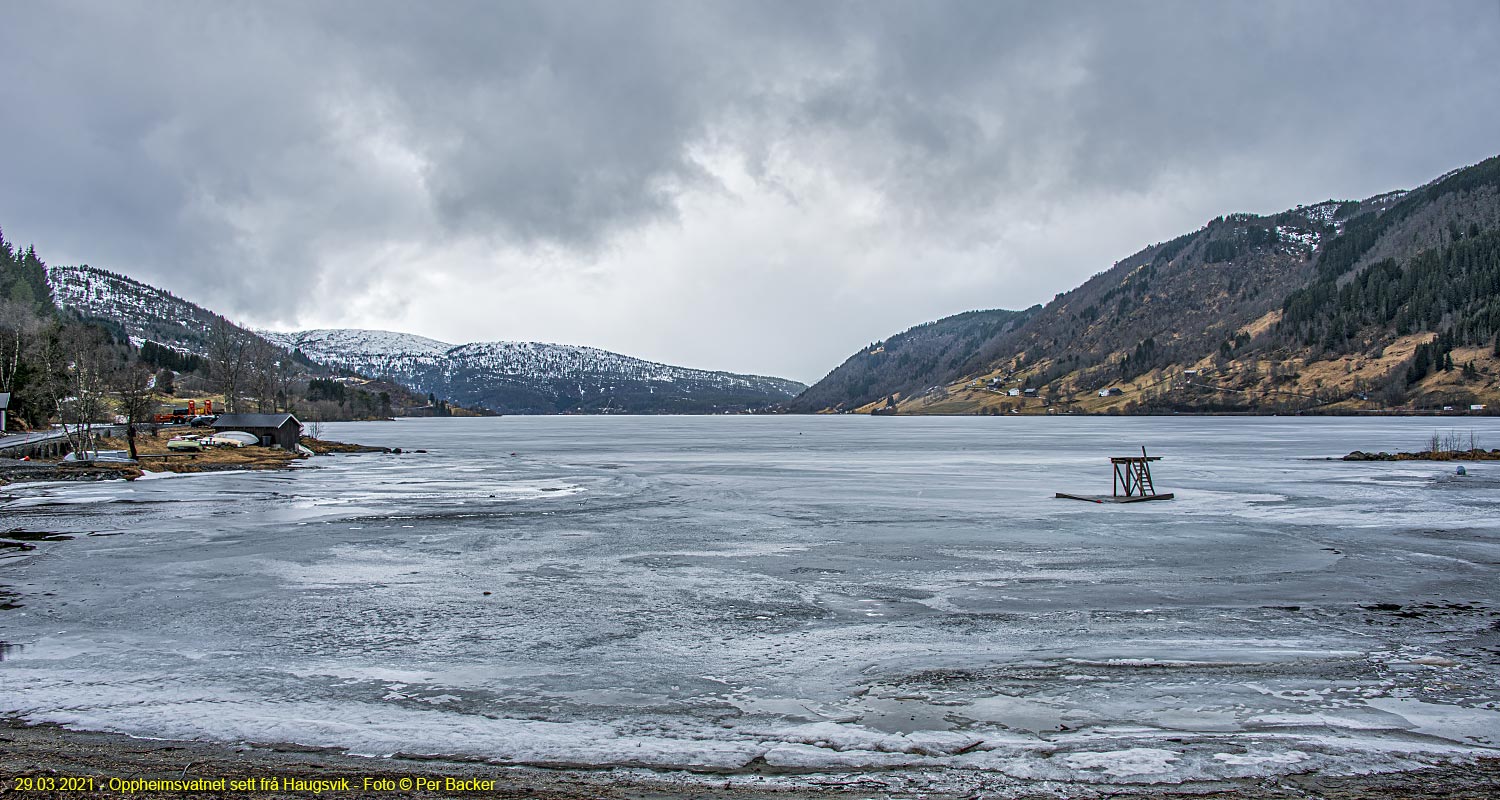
[1,722,1498,799]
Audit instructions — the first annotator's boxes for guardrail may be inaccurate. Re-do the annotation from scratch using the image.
[0,425,130,459]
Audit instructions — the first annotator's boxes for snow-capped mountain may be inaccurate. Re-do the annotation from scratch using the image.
[45,266,805,413]
[258,328,452,370]
[263,328,807,414]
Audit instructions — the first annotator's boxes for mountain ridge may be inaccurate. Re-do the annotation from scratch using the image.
[783,308,1037,412]
[261,327,806,415]
[43,268,805,414]
[38,265,808,414]
[46,264,266,356]
[794,154,1500,414]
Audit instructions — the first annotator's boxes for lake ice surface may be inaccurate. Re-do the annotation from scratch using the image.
[3,416,1499,788]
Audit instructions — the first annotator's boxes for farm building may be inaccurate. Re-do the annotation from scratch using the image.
[211,413,302,450]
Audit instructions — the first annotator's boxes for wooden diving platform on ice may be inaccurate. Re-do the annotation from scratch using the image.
[1056,447,1174,504]
[1053,491,1174,504]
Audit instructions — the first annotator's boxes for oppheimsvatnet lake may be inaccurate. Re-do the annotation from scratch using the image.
[3,416,1499,788]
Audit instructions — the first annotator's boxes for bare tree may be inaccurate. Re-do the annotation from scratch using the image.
[0,301,59,432]
[0,298,46,394]
[207,318,254,413]
[275,353,298,413]
[56,325,113,459]
[16,318,67,432]
[245,337,279,412]
[111,360,157,460]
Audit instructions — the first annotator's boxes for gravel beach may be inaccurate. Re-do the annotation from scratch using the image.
[5,721,1500,800]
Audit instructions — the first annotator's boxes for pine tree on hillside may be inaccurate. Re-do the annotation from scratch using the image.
[0,229,57,314]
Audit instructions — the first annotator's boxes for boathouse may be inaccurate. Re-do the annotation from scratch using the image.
[211,413,302,450]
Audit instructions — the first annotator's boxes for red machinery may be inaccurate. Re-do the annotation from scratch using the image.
[154,399,214,424]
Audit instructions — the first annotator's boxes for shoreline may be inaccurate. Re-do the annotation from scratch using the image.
[1343,447,1500,461]
[0,435,389,487]
[3,721,1500,799]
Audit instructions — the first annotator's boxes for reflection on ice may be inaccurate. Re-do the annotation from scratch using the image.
[1,415,1498,788]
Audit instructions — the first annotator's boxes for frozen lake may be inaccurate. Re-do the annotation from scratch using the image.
[3,415,1499,788]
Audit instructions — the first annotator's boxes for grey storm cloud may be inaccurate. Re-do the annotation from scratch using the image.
[2,1,1498,381]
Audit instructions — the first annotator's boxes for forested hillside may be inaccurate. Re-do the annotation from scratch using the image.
[784,308,1035,412]
[0,233,480,433]
[796,154,1500,414]
[47,264,270,357]
[0,228,64,427]
[0,231,54,314]
[11,253,798,422]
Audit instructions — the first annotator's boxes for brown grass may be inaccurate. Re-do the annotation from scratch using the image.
[96,428,301,474]
[301,437,390,454]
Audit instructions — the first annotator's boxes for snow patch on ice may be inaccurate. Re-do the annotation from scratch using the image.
[1214,749,1311,766]
[1061,747,1180,777]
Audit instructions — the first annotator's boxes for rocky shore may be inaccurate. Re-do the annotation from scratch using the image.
[0,432,392,486]
[2,722,1499,800]
[0,459,142,485]
[1343,448,1500,461]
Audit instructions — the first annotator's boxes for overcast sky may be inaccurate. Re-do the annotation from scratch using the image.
[3,1,1498,383]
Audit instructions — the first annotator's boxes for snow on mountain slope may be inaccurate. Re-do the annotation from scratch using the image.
[260,328,454,357]
[267,328,807,413]
[446,340,806,392]
[46,262,805,413]
[46,264,245,354]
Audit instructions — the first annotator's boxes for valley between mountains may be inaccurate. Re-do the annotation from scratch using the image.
[8,153,1500,418]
